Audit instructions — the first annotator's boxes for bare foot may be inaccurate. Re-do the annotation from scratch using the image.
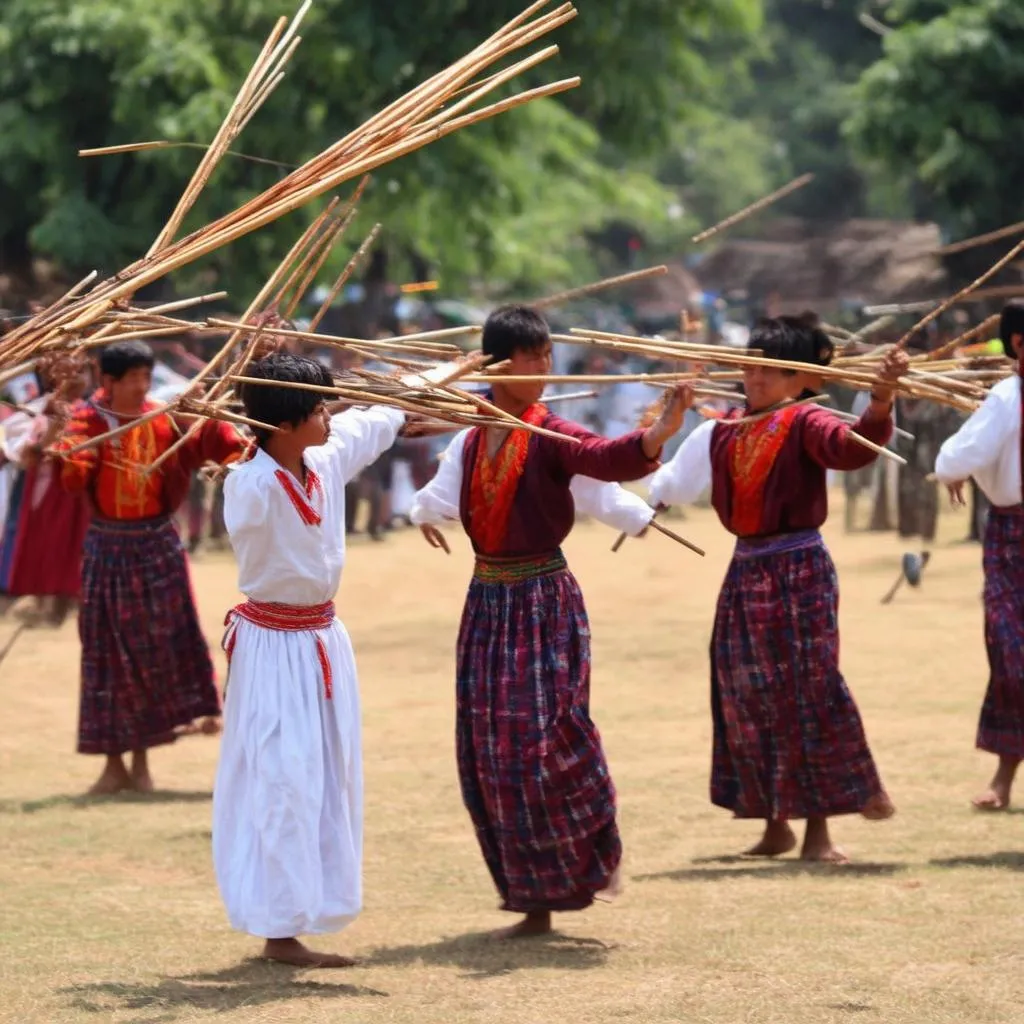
[972,787,1010,812]
[800,816,848,864]
[594,863,623,903]
[743,821,797,858]
[86,759,132,796]
[800,844,850,865]
[131,751,154,794]
[262,938,357,968]
[199,716,222,736]
[861,793,897,821]
[491,911,553,941]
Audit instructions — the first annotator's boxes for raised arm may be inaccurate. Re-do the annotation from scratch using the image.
[801,404,894,471]
[935,381,1017,484]
[547,383,692,483]
[648,419,714,508]
[323,362,460,483]
[570,477,654,536]
[409,430,468,526]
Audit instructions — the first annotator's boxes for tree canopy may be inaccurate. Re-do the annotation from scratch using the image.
[0,0,761,300]
[847,0,1024,242]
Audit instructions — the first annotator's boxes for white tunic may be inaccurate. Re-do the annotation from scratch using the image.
[408,429,655,536]
[934,376,1022,507]
[648,418,714,509]
[213,406,404,939]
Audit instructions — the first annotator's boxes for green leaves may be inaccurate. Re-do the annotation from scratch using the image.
[848,0,1024,238]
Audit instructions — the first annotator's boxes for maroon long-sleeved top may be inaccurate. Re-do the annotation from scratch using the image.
[709,404,893,538]
[459,412,660,557]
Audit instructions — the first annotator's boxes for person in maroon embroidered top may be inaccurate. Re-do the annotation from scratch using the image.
[707,317,909,863]
[411,305,691,939]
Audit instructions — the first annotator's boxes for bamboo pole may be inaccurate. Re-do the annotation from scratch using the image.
[691,174,815,244]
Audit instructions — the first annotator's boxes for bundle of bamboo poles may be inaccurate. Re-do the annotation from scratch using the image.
[0,0,580,380]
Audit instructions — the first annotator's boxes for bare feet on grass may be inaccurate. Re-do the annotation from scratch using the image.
[262,938,357,968]
[800,817,848,864]
[491,910,553,941]
[743,820,797,858]
[972,758,1018,812]
[86,756,132,796]
[130,750,154,794]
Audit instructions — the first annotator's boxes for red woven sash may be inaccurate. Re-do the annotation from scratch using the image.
[223,599,336,698]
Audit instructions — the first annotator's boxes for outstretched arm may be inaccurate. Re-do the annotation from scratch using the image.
[648,419,714,508]
[550,383,693,483]
[324,362,460,483]
[570,477,654,536]
[804,349,906,471]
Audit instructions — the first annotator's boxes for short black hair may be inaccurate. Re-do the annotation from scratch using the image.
[99,341,155,380]
[782,311,834,368]
[239,351,333,446]
[1000,300,1024,357]
[481,305,550,363]
[747,317,804,374]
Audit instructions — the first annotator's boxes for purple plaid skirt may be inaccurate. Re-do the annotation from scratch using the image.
[710,530,886,819]
[456,551,620,914]
[977,506,1024,758]
[78,516,220,755]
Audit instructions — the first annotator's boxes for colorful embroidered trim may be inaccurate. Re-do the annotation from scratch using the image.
[472,551,567,584]
[466,403,547,555]
[275,466,323,526]
[223,599,336,699]
[727,404,802,537]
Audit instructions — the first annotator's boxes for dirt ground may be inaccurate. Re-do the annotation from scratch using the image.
[1,497,1022,1024]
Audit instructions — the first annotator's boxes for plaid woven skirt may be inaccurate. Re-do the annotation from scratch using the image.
[977,507,1024,758]
[456,552,621,914]
[78,516,220,755]
[710,530,885,819]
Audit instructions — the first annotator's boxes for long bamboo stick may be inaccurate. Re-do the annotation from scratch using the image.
[691,174,815,244]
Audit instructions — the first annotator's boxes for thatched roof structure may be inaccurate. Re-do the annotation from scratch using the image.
[689,218,947,313]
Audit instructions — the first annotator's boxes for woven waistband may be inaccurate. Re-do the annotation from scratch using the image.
[472,551,567,584]
[734,529,822,560]
[227,599,336,632]
[90,515,173,535]
[990,504,1024,517]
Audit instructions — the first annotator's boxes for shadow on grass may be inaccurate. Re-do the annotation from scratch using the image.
[635,857,906,883]
[0,790,212,815]
[367,929,612,979]
[931,851,1024,871]
[60,959,386,1021]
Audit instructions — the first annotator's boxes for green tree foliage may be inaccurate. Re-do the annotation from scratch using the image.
[847,0,1024,241]
[0,0,760,298]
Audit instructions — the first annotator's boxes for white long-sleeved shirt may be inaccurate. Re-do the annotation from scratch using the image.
[934,376,1021,507]
[409,429,655,537]
[225,407,404,605]
[648,418,714,509]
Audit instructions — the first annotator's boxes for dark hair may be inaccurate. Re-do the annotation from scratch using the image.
[481,305,550,363]
[99,341,155,380]
[239,352,333,447]
[746,317,803,374]
[784,311,834,368]
[1000,300,1024,357]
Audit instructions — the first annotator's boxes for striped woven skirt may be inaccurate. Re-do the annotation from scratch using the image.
[977,506,1024,758]
[456,551,620,914]
[710,530,886,820]
[78,516,220,755]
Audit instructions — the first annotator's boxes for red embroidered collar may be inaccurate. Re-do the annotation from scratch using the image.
[275,466,324,526]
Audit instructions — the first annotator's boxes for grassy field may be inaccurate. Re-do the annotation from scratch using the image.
[2,496,1023,1024]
